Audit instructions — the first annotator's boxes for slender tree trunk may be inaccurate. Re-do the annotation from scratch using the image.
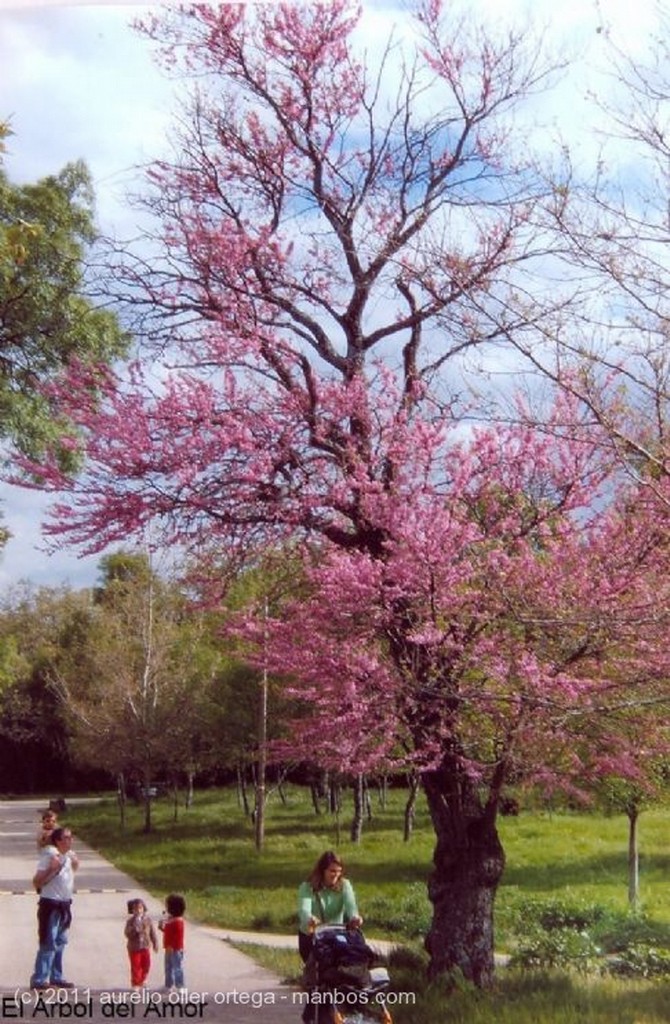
[142,772,152,834]
[377,775,388,809]
[627,805,640,910]
[350,773,364,843]
[364,777,373,822]
[328,776,341,815]
[310,768,328,814]
[255,601,269,852]
[422,767,505,987]
[310,782,322,815]
[117,772,127,831]
[237,764,250,816]
[404,771,420,842]
[185,768,195,809]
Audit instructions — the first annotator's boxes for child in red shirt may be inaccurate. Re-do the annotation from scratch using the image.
[158,893,186,991]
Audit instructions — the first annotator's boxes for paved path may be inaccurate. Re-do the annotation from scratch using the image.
[0,798,306,1023]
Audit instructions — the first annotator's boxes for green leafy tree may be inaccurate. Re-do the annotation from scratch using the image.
[0,128,128,467]
[52,554,221,831]
[0,583,91,791]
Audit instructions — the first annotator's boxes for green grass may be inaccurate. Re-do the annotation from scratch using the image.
[67,785,436,937]
[65,786,670,1023]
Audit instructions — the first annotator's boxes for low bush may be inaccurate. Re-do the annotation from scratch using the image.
[507,896,670,978]
[509,926,601,974]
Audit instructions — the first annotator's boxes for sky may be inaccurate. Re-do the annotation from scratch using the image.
[0,0,661,591]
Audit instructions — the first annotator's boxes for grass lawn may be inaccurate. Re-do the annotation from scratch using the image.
[66,785,670,1023]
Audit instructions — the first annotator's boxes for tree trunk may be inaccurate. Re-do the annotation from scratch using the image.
[310,782,322,815]
[403,771,420,842]
[255,606,269,852]
[237,763,250,816]
[422,768,505,987]
[185,768,195,809]
[627,805,640,910]
[350,773,364,843]
[328,776,341,815]
[364,777,373,822]
[117,772,127,831]
[377,775,388,809]
[142,785,152,834]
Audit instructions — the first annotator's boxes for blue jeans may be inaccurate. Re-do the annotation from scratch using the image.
[165,949,184,988]
[31,899,72,985]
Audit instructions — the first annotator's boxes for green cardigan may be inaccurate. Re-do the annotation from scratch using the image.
[297,878,359,934]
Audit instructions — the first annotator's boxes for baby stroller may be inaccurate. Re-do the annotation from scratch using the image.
[302,924,393,1024]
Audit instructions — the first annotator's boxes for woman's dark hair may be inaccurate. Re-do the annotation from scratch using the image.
[308,850,344,892]
[166,893,186,916]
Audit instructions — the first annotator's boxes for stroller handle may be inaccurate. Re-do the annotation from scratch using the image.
[309,921,361,935]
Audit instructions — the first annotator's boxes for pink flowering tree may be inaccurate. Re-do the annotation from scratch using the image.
[13,1,670,985]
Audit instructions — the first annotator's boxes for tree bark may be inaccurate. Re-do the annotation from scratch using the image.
[422,767,505,987]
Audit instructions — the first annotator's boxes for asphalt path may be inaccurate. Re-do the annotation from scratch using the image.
[0,798,305,1024]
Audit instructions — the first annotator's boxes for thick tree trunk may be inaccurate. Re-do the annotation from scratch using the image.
[423,768,505,988]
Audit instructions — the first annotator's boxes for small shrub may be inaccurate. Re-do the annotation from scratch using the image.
[508,926,600,974]
[592,911,670,953]
[511,896,606,933]
[605,943,670,978]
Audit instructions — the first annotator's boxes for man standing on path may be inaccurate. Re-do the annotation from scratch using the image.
[30,826,80,990]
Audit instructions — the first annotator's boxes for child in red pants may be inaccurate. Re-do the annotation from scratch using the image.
[124,898,159,988]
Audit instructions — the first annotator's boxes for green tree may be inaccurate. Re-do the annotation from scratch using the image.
[52,555,221,831]
[0,583,92,792]
[0,129,128,467]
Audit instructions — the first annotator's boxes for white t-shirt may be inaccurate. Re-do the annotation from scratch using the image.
[37,844,76,901]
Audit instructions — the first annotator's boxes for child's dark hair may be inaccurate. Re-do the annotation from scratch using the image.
[127,897,146,913]
[166,893,186,917]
